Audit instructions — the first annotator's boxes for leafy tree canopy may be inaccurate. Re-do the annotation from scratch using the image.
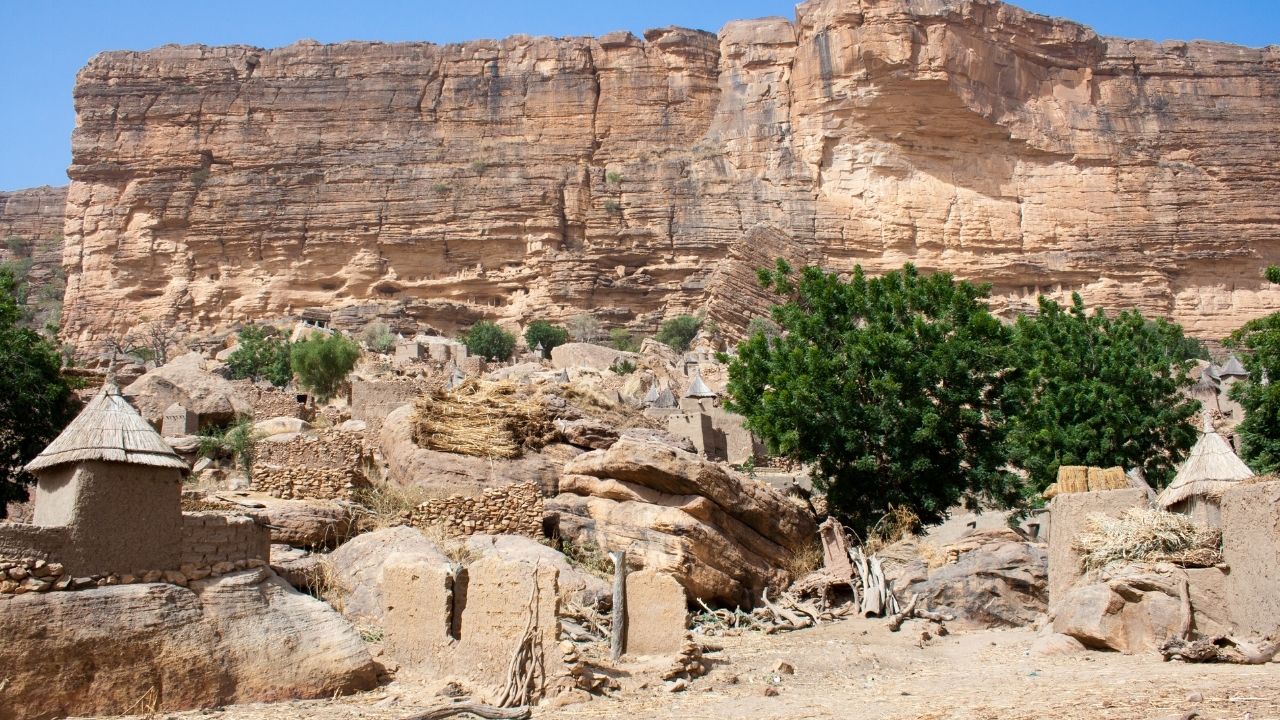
[291,331,361,402]
[226,325,293,387]
[524,320,569,358]
[463,321,517,362]
[724,261,1017,532]
[1226,310,1280,473]
[0,267,77,512]
[1003,294,1199,494]
[656,315,701,353]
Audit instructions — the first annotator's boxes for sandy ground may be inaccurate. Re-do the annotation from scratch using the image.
[88,617,1279,720]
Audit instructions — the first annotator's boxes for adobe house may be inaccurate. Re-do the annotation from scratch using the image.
[16,381,189,575]
[664,372,764,464]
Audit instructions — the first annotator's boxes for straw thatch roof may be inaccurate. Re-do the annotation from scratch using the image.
[1157,423,1253,509]
[1217,354,1248,378]
[25,382,189,474]
[685,371,717,398]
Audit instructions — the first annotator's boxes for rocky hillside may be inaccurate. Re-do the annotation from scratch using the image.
[1,185,68,320]
[59,0,1280,345]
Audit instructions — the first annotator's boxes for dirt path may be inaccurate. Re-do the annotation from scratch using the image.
[88,618,1279,720]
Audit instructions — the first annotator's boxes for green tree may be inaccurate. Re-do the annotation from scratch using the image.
[524,320,569,358]
[0,267,77,512]
[361,322,396,354]
[609,328,640,352]
[724,261,1017,532]
[1004,295,1199,494]
[656,315,701,353]
[291,332,361,402]
[1226,312,1280,473]
[226,325,293,386]
[463,321,516,361]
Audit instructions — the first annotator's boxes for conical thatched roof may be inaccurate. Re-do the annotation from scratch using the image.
[1218,354,1248,378]
[25,382,189,474]
[685,371,717,398]
[1157,420,1253,509]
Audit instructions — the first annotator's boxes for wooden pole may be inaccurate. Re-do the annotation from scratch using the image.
[609,550,627,662]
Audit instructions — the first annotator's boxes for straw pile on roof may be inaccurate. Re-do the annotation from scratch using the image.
[1157,428,1253,509]
[25,382,189,473]
[1073,508,1222,572]
[410,379,559,459]
[1045,465,1129,498]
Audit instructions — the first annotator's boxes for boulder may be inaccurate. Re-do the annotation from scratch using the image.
[892,529,1048,629]
[550,342,637,372]
[557,418,619,450]
[619,427,696,453]
[1030,632,1088,657]
[465,533,611,608]
[326,525,450,624]
[254,497,359,548]
[379,403,581,496]
[0,568,377,720]
[123,352,252,426]
[337,419,367,433]
[270,544,324,589]
[166,435,202,454]
[548,438,816,606]
[256,416,313,436]
[1052,564,1193,654]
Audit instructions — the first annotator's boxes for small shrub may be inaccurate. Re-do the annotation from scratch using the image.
[561,539,613,581]
[746,316,782,342]
[431,183,451,194]
[361,321,396,354]
[602,200,621,213]
[566,313,602,342]
[524,320,569,358]
[462,320,516,361]
[656,314,701,352]
[605,171,623,184]
[1266,264,1280,285]
[611,358,636,375]
[470,160,488,173]
[191,167,210,188]
[4,236,24,255]
[291,331,361,402]
[785,540,823,580]
[351,482,427,531]
[608,328,639,352]
[196,416,261,476]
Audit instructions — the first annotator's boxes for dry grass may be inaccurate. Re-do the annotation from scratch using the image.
[865,505,921,555]
[300,558,350,614]
[560,538,613,581]
[417,522,479,566]
[350,482,428,531]
[786,540,824,580]
[1073,507,1222,572]
[411,379,558,459]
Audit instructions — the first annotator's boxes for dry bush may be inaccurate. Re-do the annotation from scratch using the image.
[1074,507,1222,572]
[865,504,921,555]
[411,379,558,458]
[786,539,824,579]
[417,522,480,566]
[561,539,613,581]
[300,558,350,614]
[350,482,428,531]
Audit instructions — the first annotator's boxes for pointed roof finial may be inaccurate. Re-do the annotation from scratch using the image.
[685,370,717,399]
[1202,409,1215,434]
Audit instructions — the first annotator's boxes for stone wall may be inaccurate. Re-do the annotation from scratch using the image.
[256,429,365,472]
[230,380,312,421]
[253,467,369,500]
[410,481,543,538]
[180,512,271,568]
[0,523,69,564]
[349,377,424,436]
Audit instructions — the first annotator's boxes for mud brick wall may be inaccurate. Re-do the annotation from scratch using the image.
[229,380,312,420]
[410,481,543,537]
[350,377,424,436]
[180,512,270,567]
[253,467,369,500]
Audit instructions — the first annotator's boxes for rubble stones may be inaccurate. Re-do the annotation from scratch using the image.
[410,482,543,538]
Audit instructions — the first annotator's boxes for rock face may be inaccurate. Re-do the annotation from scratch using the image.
[548,437,816,606]
[0,185,68,329]
[0,568,377,720]
[59,0,1280,347]
[123,352,252,426]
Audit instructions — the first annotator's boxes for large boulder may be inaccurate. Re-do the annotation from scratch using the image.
[466,533,611,608]
[253,497,359,548]
[556,418,619,450]
[547,438,816,606]
[889,529,1048,628]
[550,342,637,372]
[123,352,251,426]
[325,525,450,623]
[379,404,580,496]
[0,568,377,720]
[1052,563,1232,654]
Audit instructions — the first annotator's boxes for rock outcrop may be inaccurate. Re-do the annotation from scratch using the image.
[123,352,252,426]
[0,567,377,720]
[548,437,816,606]
[0,185,68,329]
[59,0,1280,347]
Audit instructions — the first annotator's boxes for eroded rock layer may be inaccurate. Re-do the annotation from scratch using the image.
[1,185,68,321]
[61,0,1280,345]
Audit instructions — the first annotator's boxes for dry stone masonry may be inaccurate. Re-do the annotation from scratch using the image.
[409,481,544,538]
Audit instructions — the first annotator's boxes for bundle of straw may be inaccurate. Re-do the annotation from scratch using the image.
[410,379,559,459]
[1073,508,1222,572]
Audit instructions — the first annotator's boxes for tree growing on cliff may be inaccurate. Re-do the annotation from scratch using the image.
[656,315,701,353]
[0,267,77,513]
[1225,301,1280,473]
[724,261,1019,532]
[524,321,568,358]
[1003,295,1199,493]
[226,325,293,387]
[291,332,361,402]
[462,321,516,362]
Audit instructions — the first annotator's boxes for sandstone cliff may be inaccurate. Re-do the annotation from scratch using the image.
[1,185,68,325]
[60,0,1280,346]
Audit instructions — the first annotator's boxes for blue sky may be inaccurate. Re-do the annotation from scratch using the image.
[2,1,1277,190]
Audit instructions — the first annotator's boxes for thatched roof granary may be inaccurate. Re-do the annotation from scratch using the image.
[25,381,188,473]
[1157,414,1253,525]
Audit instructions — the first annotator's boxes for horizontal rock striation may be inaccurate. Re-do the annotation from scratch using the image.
[61,0,1280,345]
[0,185,68,325]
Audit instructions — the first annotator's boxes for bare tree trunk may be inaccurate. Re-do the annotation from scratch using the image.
[610,550,627,662]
